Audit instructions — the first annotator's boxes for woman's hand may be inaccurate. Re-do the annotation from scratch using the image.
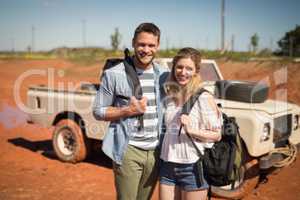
[180,114,194,134]
[180,114,222,142]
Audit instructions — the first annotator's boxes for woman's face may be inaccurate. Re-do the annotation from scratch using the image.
[174,57,196,86]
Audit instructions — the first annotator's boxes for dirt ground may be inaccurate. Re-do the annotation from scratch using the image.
[0,59,300,200]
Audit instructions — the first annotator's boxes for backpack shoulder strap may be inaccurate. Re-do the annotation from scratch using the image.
[103,58,123,71]
[123,48,143,100]
[123,48,144,130]
[178,88,209,144]
[103,48,143,100]
[181,88,208,115]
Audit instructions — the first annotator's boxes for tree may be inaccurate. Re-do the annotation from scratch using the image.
[110,27,122,51]
[278,25,300,57]
[250,33,259,53]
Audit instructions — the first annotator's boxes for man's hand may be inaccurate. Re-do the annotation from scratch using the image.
[127,96,147,116]
[99,96,147,121]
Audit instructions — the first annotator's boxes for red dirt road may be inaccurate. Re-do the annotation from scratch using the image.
[0,59,300,200]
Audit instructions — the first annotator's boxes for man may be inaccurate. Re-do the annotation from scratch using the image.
[93,23,168,200]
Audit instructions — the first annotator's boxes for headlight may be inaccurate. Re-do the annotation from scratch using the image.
[293,114,299,130]
[260,123,270,142]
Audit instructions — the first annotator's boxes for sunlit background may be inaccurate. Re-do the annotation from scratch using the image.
[1,0,299,52]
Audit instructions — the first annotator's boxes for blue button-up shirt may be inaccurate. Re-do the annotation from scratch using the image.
[93,61,169,164]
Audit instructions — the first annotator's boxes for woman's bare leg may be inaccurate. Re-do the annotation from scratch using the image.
[159,183,181,200]
[181,189,207,200]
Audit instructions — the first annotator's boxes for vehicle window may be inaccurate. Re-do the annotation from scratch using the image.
[167,62,172,70]
[200,63,220,81]
[154,58,173,70]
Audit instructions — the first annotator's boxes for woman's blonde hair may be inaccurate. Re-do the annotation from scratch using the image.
[165,47,203,103]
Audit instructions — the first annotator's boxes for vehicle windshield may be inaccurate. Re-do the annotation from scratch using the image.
[200,63,221,81]
[166,61,173,69]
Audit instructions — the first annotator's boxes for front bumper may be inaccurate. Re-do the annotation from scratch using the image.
[259,143,300,169]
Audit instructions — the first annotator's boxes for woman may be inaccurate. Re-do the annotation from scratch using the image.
[159,47,222,200]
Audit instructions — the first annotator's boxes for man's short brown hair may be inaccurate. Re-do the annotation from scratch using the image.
[133,23,161,42]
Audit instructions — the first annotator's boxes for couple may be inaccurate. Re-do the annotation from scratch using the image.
[93,23,222,200]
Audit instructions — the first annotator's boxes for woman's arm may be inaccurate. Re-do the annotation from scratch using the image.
[180,114,221,142]
[180,92,222,142]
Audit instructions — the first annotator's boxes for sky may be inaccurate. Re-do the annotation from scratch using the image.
[0,0,299,52]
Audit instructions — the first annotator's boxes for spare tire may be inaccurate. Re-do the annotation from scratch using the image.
[215,80,269,103]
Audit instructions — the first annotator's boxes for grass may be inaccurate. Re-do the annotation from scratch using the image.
[0,52,57,60]
[0,47,287,65]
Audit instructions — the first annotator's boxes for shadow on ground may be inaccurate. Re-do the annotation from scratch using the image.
[7,137,112,168]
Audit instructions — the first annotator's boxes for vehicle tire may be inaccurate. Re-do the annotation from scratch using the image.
[215,80,269,103]
[52,119,90,163]
[211,156,259,199]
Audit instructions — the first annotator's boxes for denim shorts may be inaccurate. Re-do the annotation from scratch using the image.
[159,160,209,191]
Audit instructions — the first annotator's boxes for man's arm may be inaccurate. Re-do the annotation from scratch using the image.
[98,96,147,121]
[93,71,147,122]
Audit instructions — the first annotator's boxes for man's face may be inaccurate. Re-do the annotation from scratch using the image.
[132,32,159,68]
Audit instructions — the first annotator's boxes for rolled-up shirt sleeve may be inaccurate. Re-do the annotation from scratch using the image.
[93,71,115,120]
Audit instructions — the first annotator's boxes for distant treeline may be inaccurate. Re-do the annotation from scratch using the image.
[0,47,288,64]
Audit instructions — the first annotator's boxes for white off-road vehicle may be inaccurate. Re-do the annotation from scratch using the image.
[26,58,300,199]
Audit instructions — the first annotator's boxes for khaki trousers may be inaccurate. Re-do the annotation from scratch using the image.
[113,145,159,200]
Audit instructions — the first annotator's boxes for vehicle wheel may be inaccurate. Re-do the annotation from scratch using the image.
[211,157,259,199]
[52,119,90,163]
